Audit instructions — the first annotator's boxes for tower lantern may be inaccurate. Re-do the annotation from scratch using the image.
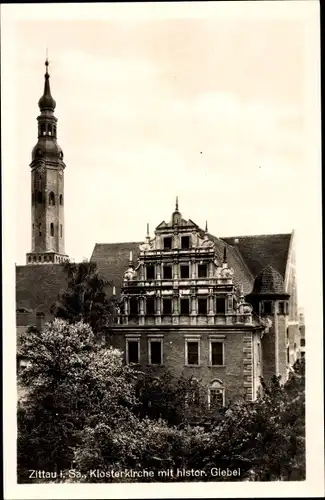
[26,59,69,265]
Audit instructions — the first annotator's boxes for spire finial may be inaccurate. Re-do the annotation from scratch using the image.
[39,55,56,111]
[205,220,208,232]
[175,196,179,211]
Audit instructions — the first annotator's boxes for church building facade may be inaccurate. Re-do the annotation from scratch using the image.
[16,61,303,405]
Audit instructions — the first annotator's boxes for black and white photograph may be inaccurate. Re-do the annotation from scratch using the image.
[2,1,323,498]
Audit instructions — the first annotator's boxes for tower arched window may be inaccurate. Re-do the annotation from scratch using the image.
[53,125,57,137]
[37,191,43,204]
[59,194,63,205]
[40,123,46,136]
[50,223,54,237]
[39,223,42,236]
[49,192,55,206]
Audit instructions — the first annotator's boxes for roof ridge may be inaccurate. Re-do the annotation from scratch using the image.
[222,232,292,240]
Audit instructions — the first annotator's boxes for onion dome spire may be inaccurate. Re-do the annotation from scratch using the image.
[38,58,56,112]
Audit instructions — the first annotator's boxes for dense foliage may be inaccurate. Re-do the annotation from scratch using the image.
[17,262,305,482]
[51,261,115,335]
[17,316,305,483]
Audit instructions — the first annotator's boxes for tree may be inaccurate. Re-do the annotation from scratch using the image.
[134,370,209,426]
[51,261,116,336]
[197,363,305,481]
[17,319,138,482]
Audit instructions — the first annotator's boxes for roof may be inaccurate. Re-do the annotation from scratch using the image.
[90,242,142,296]
[16,264,68,316]
[251,265,286,295]
[221,233,291,278]
[16,233,292,319]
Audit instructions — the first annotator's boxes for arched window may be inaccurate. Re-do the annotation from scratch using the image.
[38,256,42,262]
[59,194,63,205]
[49,255,53,262]
[49,192,55,206]
[50,223,54,237]
[60,224,63,238]
[48,125,52,136]
[28,256,31,262]
[53,125,57,137]
[40,123,46,136]
[38,223,42,236]
[37,191,43,204]
[208,380,225,408]
[33,256,37,262]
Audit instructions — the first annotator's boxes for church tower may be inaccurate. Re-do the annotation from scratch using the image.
[26,60,69,265]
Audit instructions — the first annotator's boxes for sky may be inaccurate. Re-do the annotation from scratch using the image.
[2,2,321,309]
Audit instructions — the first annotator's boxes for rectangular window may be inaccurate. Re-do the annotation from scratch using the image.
[129,297,138,316]
[146,264,155,280]
[287,346,290,364]
[186,341,199,365]
[180,264,189,279]
[209,389,224,408]
[146,297,155,315]
[163,265,172,279]
[198,264,207,278]
[211,342,223,365]
[216,297,226,314]
[164,237,172,249]
[163,298,172,314]
[198,298,207,315]
[300,338,305,347]
[263,301,273,314]
[149,340,163,365]
[181,236,190,249]
[278,302,285,314]
[60,224,63,238]
[257,342,261,364]
[180,298,190,315]
[127,340,139,364]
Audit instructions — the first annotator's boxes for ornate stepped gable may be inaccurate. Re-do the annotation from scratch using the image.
[118,200,257,328]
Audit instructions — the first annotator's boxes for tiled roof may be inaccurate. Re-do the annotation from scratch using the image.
[90,242,142,297]
[221,233,291,279]
[206,233,254,295]
[251,265,286,295]
[16,264,68,319]
[16,233,292,320]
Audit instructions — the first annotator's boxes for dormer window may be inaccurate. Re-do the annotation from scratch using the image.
[181,236,190,249]
[164,236,172,250]
[180,264,189,279]
[164,237,172,250]
[198,264,207,278]
[262,301,273,315]
[163,265,172,280]
[146,264,155,280]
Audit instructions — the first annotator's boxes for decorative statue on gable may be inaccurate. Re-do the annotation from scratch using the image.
[124,251,137,281]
